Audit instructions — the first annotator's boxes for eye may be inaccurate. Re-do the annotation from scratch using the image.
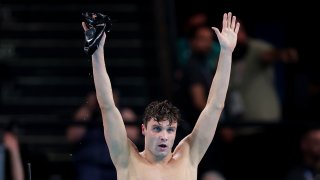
[167,128,175,133]
[153,126,161,132]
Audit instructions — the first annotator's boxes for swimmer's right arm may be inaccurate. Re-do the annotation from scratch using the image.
[82,22,130,168]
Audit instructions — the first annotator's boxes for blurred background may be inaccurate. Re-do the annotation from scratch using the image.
[0,0,319,180]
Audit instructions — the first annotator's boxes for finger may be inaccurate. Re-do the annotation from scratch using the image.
[82,22,89,31]
[211,27,221,41]
[235,22,240,34]
[231,15,236,30]
[227,12,232,28]
[222,13,227,30]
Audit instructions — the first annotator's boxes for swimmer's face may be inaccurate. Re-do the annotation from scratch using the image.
[142,118,177,158]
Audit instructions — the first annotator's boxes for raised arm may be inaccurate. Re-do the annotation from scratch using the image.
[3,132,25,180]
[186,12,240,165]
[82,22,130,168]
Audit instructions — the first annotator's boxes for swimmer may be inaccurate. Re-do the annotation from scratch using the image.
[81,12,239,180]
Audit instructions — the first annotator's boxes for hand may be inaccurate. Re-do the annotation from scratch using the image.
[81,22,106,49]
[211,12,240,53]
[280,48,299,63]
[74,106,92,121]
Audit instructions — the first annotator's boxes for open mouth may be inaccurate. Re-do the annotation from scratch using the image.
[158,144,167,148]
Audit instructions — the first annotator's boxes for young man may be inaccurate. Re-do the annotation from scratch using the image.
[82,12,240,180]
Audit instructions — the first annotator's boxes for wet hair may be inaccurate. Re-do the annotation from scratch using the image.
[143,100,181,127]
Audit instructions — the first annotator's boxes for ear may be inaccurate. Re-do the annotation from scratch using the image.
[141,124,146,136]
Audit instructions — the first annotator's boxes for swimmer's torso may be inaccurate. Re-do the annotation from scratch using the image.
[116,141,198,180]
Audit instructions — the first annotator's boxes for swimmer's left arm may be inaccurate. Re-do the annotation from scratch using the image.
[186,12,240,166]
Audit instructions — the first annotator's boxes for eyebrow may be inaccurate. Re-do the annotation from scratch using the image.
[152,124,176,127]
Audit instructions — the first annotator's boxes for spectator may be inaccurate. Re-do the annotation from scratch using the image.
[285,127,320,180]
[226,19,298,122]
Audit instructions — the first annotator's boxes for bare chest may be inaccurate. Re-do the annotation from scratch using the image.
[119,158,197,180]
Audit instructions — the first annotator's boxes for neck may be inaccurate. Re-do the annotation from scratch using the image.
[140,149,173,165]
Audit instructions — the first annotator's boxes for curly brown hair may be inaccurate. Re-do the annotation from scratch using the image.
[143,100,181,127]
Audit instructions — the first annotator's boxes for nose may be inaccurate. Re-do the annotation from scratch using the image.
[160,131,168,141]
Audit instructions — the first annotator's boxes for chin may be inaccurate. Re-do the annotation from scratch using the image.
[155,151,168,158]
